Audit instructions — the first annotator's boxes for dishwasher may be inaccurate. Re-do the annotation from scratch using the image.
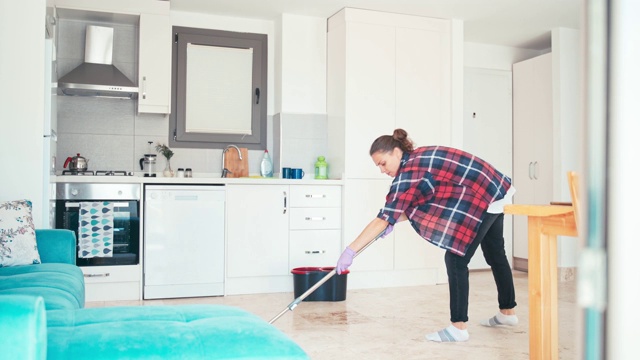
[143,185,225,299]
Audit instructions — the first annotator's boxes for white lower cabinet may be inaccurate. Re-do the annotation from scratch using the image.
[289,185,342,270]
[81,265,141,302]
[226,184,290,295]
[225,184,342,295]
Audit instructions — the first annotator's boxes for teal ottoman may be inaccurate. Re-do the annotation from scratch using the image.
[47,304,309,359]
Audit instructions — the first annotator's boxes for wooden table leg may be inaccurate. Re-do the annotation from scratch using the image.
[527,216,559,360]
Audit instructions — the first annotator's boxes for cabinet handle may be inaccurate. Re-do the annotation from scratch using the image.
[305,194,327,198]
[305,250,326,254]
[533,161,538,180]
[84,273,110,278]
[528,162,533,179]
[142,76,147,100]
[305,217,326,221]
[283,191,287,214]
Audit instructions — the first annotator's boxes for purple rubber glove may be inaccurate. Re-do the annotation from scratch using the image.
[381,224,394,238]
[336,247,356,275]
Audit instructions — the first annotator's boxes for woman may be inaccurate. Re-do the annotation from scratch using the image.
[336,129,518,342]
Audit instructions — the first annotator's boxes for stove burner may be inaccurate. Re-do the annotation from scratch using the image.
[95,170,129,176]
[62,170,95,176]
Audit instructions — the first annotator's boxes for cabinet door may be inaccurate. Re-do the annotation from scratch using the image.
[396,27,451,147]
[343,179,394,271]
[226,185,289,277]
[512,53,553,260]
[138,13,171,114]
[344,22,395,179]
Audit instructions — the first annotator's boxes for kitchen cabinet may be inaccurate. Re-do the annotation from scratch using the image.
[226,184,290,279]
[327,8,454,286]
[138,13,171,114]
[289,185,342,269]
[82,265,141,302]
[512,53,554,265]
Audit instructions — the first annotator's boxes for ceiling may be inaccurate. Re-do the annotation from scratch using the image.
[170,0,582,50]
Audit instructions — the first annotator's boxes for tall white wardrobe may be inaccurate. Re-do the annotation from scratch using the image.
[327,8,460,288]
[511,28,580,273]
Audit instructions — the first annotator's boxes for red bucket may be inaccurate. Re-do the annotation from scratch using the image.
[291,266,348,301]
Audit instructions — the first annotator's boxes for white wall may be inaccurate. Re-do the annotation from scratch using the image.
[552,27,581,268]
[0,1,47,227]
[464,42,544,70]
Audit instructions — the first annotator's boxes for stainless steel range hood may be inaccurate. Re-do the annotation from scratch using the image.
[58,26,138,99]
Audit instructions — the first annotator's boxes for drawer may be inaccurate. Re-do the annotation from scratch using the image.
[289,230,341,269]
[81,265,141,284]
[290,207,341,230]
[85,281,140,302]
[290,185,341,207]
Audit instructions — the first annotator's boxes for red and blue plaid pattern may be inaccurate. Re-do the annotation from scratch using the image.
[377,146,511,256]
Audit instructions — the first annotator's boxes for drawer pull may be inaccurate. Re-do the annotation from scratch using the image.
[305,194,327,198]
[84,273,111,278]
[305,216,326,221]
[305,250,326,254]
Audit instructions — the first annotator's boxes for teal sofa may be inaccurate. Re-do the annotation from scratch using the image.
[0,230,308,359]
[0,229,85,310]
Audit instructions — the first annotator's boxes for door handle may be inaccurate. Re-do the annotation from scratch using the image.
[533,161,538,180]
[528,162,533,179]
[283,191,287,214]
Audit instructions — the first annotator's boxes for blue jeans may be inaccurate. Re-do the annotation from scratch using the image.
[444,213,517,323]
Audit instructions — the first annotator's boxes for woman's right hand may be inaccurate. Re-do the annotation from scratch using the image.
[336,247,356,274]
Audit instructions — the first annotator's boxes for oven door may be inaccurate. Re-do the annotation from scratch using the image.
[55,200,140,266]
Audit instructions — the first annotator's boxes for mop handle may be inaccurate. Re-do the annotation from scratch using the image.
[268,228,387,324]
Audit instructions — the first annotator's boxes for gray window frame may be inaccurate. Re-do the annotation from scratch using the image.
[169,26,267,150]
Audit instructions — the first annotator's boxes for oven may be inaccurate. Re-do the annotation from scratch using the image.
[55,183,140,266]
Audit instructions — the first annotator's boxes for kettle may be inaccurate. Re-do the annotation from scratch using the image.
[64,153,89,171]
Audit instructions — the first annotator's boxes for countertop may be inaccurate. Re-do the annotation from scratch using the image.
[53,173,344,186]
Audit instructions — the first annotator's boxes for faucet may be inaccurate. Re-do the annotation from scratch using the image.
[221,145,243,178]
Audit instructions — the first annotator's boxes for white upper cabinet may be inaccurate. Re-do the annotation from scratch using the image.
[138,13,171,114]
[328,8,453,179]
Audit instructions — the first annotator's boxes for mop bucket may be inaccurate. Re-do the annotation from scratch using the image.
[291,267,349,301]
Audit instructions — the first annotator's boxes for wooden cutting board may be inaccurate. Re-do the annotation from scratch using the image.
[223,147,249,178]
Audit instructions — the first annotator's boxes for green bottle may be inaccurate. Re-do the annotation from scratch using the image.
[315,156,328,179]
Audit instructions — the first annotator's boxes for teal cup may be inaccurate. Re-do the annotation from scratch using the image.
[292,168,305,179]
[282,167,292,179]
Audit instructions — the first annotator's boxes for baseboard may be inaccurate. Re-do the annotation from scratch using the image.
[512,257,576,282]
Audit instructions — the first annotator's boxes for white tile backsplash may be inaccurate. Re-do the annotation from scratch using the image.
[57,133,133,172]
[276,113,328,178]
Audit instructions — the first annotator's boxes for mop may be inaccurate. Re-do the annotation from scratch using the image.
[268,228,386,324]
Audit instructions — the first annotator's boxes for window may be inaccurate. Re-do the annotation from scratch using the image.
[169,26,267,149]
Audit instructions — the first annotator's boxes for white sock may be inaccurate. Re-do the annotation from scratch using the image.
[425,325,469,342]
[480,312,518,327]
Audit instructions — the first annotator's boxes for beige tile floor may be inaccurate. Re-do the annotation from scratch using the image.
[87,270,579,359]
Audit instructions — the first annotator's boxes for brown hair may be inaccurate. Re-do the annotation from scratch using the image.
[369,128,415,155]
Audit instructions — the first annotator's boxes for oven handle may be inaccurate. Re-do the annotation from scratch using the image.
[65,202,131,208]
[84,273,110,278]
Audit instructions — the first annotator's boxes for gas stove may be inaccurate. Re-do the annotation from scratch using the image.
[61,170,134,176]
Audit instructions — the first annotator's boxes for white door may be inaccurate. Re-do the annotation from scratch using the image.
[463,67,514,270]
[226,185,290,277]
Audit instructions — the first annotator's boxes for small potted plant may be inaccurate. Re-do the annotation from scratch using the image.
[155,143,174,177]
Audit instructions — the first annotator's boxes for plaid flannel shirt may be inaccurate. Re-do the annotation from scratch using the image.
[377,146,512,256]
